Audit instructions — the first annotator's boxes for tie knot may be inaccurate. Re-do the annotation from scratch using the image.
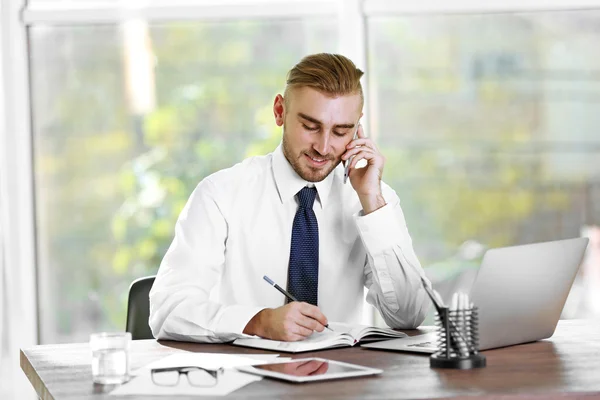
[296,186,317,209]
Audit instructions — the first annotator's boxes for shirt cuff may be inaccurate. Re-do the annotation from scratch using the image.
[214,304,266,336]
[354,203,405,256]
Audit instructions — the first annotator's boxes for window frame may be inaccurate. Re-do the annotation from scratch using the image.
[22,0,338,25]
[364,0,600,15]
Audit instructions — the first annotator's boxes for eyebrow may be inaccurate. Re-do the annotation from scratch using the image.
[297,113,355,129]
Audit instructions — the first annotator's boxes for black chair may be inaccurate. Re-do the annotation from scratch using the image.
[125,275,156,340]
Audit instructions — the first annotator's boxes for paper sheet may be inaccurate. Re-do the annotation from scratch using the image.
[109,353,288,397]
[109,368,261,396]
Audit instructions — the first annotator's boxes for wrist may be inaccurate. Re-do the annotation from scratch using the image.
[359,192,386,215]
[243,308,270,336]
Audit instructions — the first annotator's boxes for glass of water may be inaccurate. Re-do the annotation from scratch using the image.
[90,332,131,384]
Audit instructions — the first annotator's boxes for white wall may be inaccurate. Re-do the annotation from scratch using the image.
[0,0,38,397]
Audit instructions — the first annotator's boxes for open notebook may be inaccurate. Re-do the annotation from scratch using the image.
[232,322,407,353]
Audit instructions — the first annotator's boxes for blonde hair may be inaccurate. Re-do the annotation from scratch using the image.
[283,53,364,106]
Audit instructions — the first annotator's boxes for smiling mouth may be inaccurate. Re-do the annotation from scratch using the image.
[304,154,330,166]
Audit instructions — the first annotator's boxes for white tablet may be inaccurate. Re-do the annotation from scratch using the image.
[236,358,382,383]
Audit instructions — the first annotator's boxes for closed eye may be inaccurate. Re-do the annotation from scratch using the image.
[302,123,319,131]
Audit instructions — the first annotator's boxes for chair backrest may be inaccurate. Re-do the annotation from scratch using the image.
[125,275,156,340]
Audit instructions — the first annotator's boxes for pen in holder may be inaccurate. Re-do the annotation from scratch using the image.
[430,305,486,369]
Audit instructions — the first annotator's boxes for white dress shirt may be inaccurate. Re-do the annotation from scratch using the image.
[149,144,430,342]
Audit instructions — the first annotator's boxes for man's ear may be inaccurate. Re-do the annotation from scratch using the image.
[273,94,285,127]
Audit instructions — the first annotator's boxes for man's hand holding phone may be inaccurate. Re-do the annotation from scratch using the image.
[342,124,387,215]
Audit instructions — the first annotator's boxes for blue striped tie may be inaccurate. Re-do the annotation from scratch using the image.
[287,186,319,306]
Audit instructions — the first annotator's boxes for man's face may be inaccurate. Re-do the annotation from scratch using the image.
[275,86,363,182]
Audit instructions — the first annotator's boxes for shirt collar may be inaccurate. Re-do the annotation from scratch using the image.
[272,143,336,209]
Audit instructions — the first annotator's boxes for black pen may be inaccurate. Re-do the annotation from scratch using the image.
[263,275,333,331]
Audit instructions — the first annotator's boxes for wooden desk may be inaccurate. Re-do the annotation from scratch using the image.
[21,320,600,399]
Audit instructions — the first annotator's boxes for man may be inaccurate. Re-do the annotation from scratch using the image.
[149,53,430,343]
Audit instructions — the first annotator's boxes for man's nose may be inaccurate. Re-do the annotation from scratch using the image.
[313,133,330,156]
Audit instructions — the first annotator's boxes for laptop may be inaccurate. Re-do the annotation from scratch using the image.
[362,237,589,353]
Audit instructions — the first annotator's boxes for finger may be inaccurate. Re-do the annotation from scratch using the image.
[298,303,329,327]
[282,320,312,340]
[356,123,366,139]
[349,150,378,170]
[348,137,376,150]
[296,314,325,332]
[291,323,314,338]
[342,146,375,161]
[285,333,308,342]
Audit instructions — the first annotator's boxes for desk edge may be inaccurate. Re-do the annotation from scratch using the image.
[20,348,55,400]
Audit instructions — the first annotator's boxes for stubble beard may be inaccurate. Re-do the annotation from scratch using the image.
[281,124,339,183]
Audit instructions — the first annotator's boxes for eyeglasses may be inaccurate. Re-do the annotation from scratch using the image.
[151,366,224,387]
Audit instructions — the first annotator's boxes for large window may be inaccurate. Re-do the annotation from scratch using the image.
[30,19,337,343]
[4,1,600,352]
[368,10,600,316]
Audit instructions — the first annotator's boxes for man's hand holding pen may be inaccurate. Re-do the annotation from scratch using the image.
[243,276,332,341]
[342,124,387,215]
[243,302,329,342]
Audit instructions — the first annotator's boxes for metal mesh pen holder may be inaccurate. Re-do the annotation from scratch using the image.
[430,306,486,369]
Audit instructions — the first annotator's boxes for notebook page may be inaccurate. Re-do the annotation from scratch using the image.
[329,322,407,341]
[277,329,353,351]
[232,325,355,352]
